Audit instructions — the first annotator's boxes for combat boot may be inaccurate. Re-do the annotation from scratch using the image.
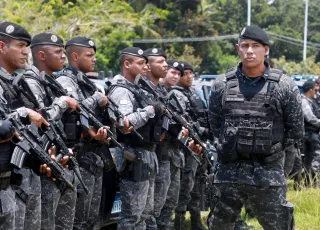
[190,211,207,230]
[174,211,186,230]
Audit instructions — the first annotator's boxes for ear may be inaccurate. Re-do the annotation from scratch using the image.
[38,51,46,61]
[0,41,6,53]
[71,52,78,62]
[124,60,130,69]
[235,44,240,54]
[264,46,270,55]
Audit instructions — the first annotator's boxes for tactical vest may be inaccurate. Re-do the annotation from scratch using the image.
[23,72,51,108]
[172,85,207,125]
[108,81,161,147]
[221,67,285,157]
[0,69,26,111]
[0,98,14,172]
[304,98,320,133]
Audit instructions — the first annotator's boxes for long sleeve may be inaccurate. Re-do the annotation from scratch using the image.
[301,97,320,128]
[108,87,155,129]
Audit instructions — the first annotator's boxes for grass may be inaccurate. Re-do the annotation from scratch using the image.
[185,184,320,229]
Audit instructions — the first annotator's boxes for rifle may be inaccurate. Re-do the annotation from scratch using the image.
[12,73,89,193]
[0,105,75,191]
[134,75,213,171]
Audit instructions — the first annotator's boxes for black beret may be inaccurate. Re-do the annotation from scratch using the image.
[167,60,184,76]
[120,47,148,62]
[0,21,31,46]
[30,32,64,48]
[180,61,194,72]
[239,25,270,46]
[65,36,96,52]
[144,48,167,59]
[302,80,316,93]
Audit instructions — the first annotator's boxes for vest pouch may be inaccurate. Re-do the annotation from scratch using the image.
[236,127,255,154]
[252,121,273,155]
[219,126,238,163]
[153,120,162,142]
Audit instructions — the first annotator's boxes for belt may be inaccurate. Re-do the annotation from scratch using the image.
[239,152,284,163]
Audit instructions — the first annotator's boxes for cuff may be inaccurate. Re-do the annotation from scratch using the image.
[145,105,155,118]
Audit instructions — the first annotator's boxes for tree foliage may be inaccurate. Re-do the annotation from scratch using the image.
[1,0,320,75]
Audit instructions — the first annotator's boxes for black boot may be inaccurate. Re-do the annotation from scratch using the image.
[190,211,207,230]
[174,212,186,230]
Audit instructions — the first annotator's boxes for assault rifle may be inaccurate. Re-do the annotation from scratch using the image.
[0,105,75,191]
[134,75,213,171]
[12,73,89,193]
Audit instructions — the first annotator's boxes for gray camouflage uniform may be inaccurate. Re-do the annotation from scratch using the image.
[0,67,44,230]
[56,67,106,230]
[108,76,158,230]
[0,93,31,230]
[208,64,304,230]
[23,65,77,230]
[301,94,320,184]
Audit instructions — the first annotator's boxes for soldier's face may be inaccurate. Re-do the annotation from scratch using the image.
[77,47,96,73]
[163,68,181,87]
[44,46,66,72]
[179,69,193,87]
[148,56,168,79]
[236,39,268,69]
[0,39,29,73]
[127,56,148,77]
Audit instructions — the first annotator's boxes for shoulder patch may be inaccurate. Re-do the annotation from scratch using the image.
[66,87,73,92]
[296,93,302,104]
[120,99,128,105]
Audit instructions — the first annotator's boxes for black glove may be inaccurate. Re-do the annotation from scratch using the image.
[0,119,14,141]
[152,102,166,115]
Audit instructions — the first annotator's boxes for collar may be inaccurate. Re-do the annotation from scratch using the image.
[29,65,40,77]
[237,61,270,85]
[0,67,14,80]
[64,65,82,77]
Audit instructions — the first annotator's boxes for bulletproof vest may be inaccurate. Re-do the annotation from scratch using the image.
[0,69,26,111]
[108,81,161,147]
[0,99,14,172]
[23,72,51,108]
[305,98,320,133]
[172,85,208,126]
[221,67,285,156]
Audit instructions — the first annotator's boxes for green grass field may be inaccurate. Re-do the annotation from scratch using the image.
[186,186,320,230]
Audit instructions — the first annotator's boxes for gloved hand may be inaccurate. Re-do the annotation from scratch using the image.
[0,119,14,143]
[152,102,166,115]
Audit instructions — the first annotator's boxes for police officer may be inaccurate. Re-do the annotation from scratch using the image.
[0,21,49,229]
[171,61,208,230]
[108,47,166,229]
[56,36,110,230]
[208,25,303,229]
[23,32,80,230]
[301,80,320,186]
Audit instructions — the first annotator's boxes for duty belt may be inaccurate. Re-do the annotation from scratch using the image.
[0,171,11,190]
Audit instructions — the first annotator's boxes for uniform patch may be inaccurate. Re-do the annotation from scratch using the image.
[152,48,158,54]
[88,40,94,46]
[120,99,128,105]
[66,87,73,92]
[296,93,302,104]
[138,49,143,55]
[173,62,179,67]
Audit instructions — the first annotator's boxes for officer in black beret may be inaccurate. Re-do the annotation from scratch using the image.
[20,32,80,230]
[56,36,111,230]
[0,21,50,230]
[207,25,303,229]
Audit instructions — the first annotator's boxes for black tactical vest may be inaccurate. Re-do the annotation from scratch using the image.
[108,81,161,147]
[221,67,285,157]
[304,98,320,133]
[0,69,26,111]
[0,98,14,172]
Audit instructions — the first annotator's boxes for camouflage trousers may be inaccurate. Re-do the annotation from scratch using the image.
[304,132,320,173]
[41,170,77,230]
[284,145,300,177]
[175,154,199,213]
[157,161,181,229]
[207,183,294,230]
[13,168,41,230]
[0,186,16,229]
[73,152,104,230]
[116,147,157,230]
